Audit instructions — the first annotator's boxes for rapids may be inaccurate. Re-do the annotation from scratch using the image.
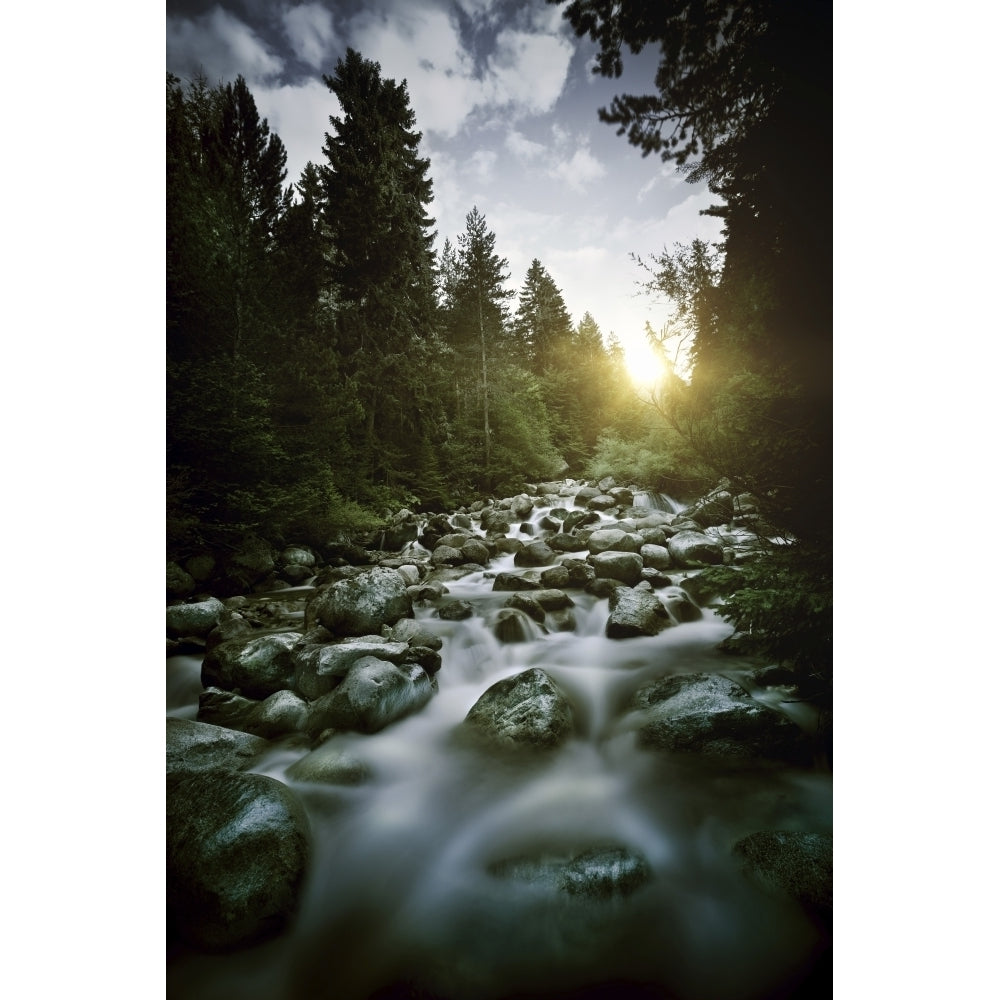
[167,499,832,1000]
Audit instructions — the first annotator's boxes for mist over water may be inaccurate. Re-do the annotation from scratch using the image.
[168,501,831,1000]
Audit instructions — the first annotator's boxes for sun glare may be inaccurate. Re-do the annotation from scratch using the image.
[622,339,666,389]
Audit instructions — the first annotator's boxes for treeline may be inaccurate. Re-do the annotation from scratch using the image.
[167,53,641,557]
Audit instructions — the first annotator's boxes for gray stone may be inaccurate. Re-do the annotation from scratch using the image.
[167,769,310,950]
[201,632,301,700]
[667,530,725,568]
[462,667,573,749]
[167,597,226,639]
[306,656,434,735]
[166,718,269,775]
[286,742,370,785]
[489,845,651,899]
[590,551,644,586]
[293,639,410,700]
[733,831,833,913]
[308,566,412,636]
[606,587,674,639]
[633,672,812,763]
[197,687,309,738]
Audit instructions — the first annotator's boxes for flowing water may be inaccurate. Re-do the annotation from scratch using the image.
[167,501,832,1000]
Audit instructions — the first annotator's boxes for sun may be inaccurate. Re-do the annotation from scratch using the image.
[621,338,667,389]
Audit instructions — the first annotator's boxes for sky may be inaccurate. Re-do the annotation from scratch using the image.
[165,0,726,366]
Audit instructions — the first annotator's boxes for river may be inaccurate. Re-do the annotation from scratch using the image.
[167,497,832,1000]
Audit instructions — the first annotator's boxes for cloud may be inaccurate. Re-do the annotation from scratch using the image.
[166,5,283,85]
[253,78,340,188]
[547,146,607,193]
[281,3,337,71]
[486,29,573,115]
[505,128,546,161]
[348,3,481,137]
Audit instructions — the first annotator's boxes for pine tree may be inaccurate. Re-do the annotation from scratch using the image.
[511,259,574,374]
[321,49,441,486]
[451,206,515,475]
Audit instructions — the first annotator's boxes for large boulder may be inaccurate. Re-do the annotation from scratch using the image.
[639,543,673,571]
[166,718,268,775]
[590,551,644,586]
[293,638,410,700]
[488,845,651,899]
[632,673,812,763]
[307,566,412,636]
[492,607,544,643]
[667,530,725,568]
[514,540,557,567]
[197,687,309,738]
[306,656,434,736]
[492,572,542,592]
[462,668,574,750]
[587,528,640,555]
[167,597,226,639]
[201,632,301,700]
[733,831,833,915]
[167,769,310,950]
[285,742,370,785]
[606,587,674,639]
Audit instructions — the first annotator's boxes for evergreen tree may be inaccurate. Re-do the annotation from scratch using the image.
[451,206,515,476]
[511,259,574,373]
[321,49,442,488]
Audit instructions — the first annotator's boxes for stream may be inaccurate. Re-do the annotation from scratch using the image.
[166,498,832,1000]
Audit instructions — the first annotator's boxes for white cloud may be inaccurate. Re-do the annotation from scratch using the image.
[486,29,573,115]
[166,6,283,85]
[253,78,340,188]
[348,4,482,138]
[281,3,337,71]
[505,129,546,161]
[548,146,607,193]
[662,191,727,247]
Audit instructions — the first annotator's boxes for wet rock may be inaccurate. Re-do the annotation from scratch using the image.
[633,673,812,763]
[286,742,370,785]
[733,831,833,914]
[492,607,544,643]
[573,486,601,507]
[385,619,443,651]
[586,494,618,511]
[639,543,673,571]
[561,559,596,588]
[687,489,734,529]
[430,544,466,567]
[461,538,491,565]
[503,594,547,624]
[514,540,557,567]
[166,718,269,775]
[462,667,573,749]
[489,845,651,899]
[666,530,725,568]
[167,769,310,950]
[606,587,674,639]
[563,509,600,532]
[590,551,644,587]
[167,597,226,639]
[587,528,640,555]
[438,600,475,620]
[201,632,301,700]
[492,572,542,592]
[292,638,410,700]
[549,532,587,553]
[197,687,309,738]
[660,586,703,623]
[540,564,571,589]
[307,566,412,636]
[307,656,434,736]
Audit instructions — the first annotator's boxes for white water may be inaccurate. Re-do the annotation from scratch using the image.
[167,502,831,1000]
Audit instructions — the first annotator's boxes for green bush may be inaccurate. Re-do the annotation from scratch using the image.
[698,545,832,683]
